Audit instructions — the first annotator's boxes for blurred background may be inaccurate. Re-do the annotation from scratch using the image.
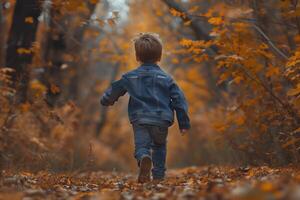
[0,0,299,172]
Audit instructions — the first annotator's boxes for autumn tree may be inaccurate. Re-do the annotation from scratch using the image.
[162,0,300,165]
[5,0,42,103]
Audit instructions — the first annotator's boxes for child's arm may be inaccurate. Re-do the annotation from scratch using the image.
[169,79,191,131]
[101,78,127,106]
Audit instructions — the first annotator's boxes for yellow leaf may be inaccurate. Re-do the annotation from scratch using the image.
[184,20,192,26]
[171,58,179,64]
[260,182,274,192]
[282,137,300,148]
[155,9,163,16]
[294,35,300,43]
[217,73,229,85]
[208,17,223,25]
[17,48,32,55]
[169,8,185,18]
[193,57,203,63]
[234,116,245,126]
[188,6,199,13]
[287,84,300,96]
[213,122,228,132]
[20,102,30,112]
[30,80,46,97]
[180,39,193,47]
[292,127,300,133]
[259,43,269,50]
[25,17,34,24]
[279,0,290,9]
[89,0,98,4]
[266,66,280,77]
[233,76,243,84]
[248,169,254,177]
[50,84,60,94]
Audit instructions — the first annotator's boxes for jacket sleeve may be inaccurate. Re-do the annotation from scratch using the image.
[100,77,127,106]
[169,78,191,130]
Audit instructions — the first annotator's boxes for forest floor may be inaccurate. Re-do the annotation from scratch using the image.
[1,166,300,200]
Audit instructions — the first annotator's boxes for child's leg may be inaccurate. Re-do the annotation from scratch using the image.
[133,124,152,183]
[150,126,168,180]
[132,124,152,164]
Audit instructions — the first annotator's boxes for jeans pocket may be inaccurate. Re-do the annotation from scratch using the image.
[152,127,168,145]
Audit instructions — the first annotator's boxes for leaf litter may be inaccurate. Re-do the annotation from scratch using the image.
[1,166,300,200]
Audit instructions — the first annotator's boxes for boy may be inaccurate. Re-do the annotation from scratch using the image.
[100,33,190,183]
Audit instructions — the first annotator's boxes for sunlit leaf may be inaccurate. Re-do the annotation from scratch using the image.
[25,17,34,24]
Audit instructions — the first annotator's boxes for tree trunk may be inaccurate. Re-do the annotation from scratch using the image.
[5,0,42,103]
[42,6,66,107]
[67,9,96,102]
[42,1,96,106]
[95,62,121,137]
[0,3,5,67]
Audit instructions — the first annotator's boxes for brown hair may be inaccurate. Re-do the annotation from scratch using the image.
[133,33,162,63]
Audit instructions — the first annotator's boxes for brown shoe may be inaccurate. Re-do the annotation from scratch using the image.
[138,156,152,183]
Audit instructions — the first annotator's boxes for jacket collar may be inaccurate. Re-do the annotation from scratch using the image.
[139,63,160,70]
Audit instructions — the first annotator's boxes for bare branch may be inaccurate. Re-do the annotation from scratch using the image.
[252,24,289,60]
[162,0,212,42]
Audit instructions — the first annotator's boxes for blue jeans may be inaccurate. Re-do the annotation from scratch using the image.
[133,123,168,179]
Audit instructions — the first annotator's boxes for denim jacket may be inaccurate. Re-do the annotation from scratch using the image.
[100,63,191,129]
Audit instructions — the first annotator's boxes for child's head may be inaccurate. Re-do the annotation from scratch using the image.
[133,33,162,63]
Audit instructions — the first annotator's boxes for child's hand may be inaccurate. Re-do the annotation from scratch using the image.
[180,129,188,136]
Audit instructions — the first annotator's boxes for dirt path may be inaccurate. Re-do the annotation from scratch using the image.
[1,166,300,199]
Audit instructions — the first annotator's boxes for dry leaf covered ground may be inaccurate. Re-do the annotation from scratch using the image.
[1,166,300,200]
